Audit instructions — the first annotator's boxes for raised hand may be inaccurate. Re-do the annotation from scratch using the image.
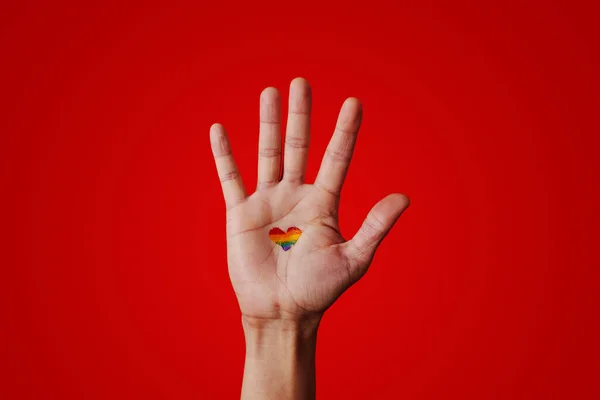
[210,78,409,326]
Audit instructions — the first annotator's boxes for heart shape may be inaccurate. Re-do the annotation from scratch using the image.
[269,227,302,251]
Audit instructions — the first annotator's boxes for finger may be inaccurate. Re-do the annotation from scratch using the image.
[342,194,410,278]
[282,77,312,184]
[210,123,247,209]
[314,98,362,197]
[257,87,282,190]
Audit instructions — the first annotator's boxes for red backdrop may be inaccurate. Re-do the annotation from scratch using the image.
[2,1,599,398]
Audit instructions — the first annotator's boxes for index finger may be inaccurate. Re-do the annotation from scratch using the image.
[314,97,362,196]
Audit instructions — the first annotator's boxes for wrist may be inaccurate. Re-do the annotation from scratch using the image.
[241,315,321,399]
[242,315,321,358]
[242,314,322,341]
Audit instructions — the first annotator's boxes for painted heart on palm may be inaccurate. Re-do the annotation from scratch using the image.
[269,227,302,251]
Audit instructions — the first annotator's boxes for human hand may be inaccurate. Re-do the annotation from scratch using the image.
[210,78,409,328]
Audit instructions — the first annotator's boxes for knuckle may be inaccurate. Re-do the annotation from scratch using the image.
[259,147,281,157]
[220,170,239,183]
[214,151,232,159]
[334,124,357,137]
[289,109,310,116]
[285,135,309,149]
[286,177,304,185]
[361,216,384,240]
[325,148,351,162]
[257,179,279,189]
[259,119,280,125]
[283,172,304,184]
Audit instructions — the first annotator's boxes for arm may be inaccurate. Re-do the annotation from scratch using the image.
[210,77,409,399]
[241,316,319,400]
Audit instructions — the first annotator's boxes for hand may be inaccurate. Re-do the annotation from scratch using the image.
[210,78,409,326]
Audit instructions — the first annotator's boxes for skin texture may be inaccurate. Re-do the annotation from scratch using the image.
[210,77,409,400]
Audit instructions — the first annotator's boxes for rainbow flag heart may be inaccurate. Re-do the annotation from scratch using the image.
[269,227,302,251]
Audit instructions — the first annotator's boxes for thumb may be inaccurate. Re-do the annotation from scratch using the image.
[343,193,410,279]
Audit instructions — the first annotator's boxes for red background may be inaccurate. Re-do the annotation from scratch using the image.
[2,1,599,398]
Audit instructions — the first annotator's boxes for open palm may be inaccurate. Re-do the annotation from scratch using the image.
[210,78,409,322]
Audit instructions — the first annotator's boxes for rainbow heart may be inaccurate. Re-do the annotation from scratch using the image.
[269,227,302,251]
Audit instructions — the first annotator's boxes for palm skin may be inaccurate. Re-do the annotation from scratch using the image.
[227,182,352,320]
[211,78,409,323]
